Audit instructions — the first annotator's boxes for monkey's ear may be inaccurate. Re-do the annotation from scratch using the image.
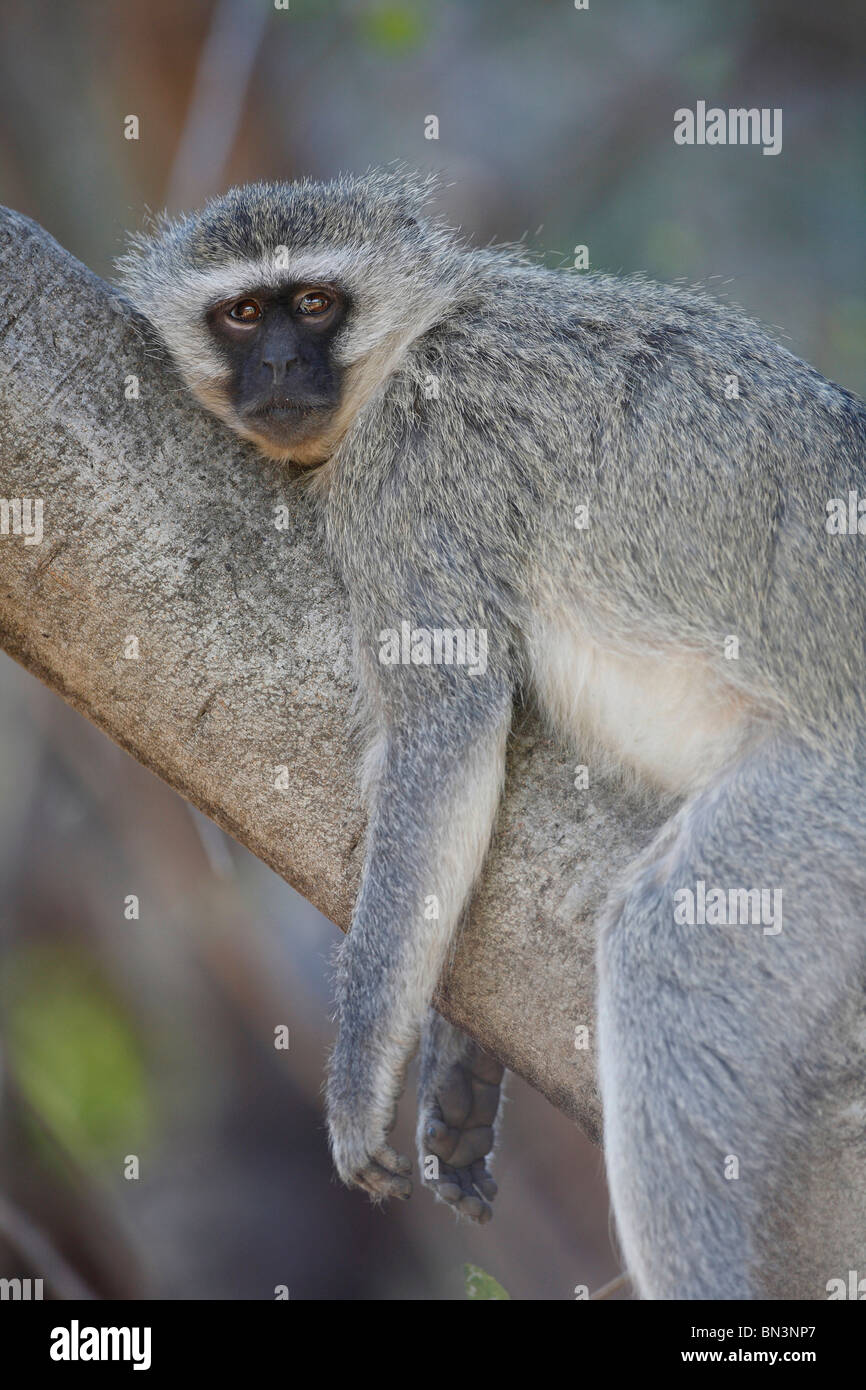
[116,207,183,264]
[114,207,190,311]
[359,163,442,222]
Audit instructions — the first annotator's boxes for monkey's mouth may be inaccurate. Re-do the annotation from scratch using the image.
[246,400,326,421]
[243,398,332,433]
[239,399,337,457]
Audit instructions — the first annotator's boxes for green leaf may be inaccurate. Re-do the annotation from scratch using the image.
[465,1263,511,1300]
[362,4,427,52]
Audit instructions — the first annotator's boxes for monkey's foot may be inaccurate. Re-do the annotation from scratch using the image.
[418,1045,504,1223]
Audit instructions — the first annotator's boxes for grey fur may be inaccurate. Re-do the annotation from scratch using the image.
[118,168,866,1297]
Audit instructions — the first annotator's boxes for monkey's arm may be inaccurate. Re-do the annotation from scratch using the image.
[325,673,512,1207]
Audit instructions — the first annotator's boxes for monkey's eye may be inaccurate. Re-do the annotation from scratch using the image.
[227,298,262,323]
[296,291,333,316]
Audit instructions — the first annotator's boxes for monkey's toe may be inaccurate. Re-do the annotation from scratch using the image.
[425,1154,496,1223]
[419,1048,504,1222]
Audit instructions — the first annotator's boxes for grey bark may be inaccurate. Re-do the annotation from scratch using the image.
[0,207,861,1297]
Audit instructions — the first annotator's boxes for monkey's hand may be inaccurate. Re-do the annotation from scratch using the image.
[417,1013,504,1224]
[326,1048,413,1202]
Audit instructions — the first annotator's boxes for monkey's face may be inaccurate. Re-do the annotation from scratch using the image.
[118,172,472,468]
[205,282,349,459]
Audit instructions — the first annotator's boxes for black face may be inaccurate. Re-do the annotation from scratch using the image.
[207,282,349,452]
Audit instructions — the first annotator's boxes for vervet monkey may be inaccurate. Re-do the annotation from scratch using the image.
[118,169,866,1299]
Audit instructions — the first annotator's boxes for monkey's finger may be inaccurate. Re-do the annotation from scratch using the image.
[466,1051,505,1087]
[424,1117,458,1160]
[374,1143,412,1175]
[435,1178,464,1204]
[430,1163,494,1224]
[445,1185,493,1224]
[448,1125,494,1170]
[353,1158,412,1201]
[468,1080,502,1128]
[470,1159,498,1202]
[437,1067,474,1128]
[460,1194,493,1224]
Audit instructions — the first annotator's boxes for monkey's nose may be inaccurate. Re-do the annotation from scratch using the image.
[261,356,298,383]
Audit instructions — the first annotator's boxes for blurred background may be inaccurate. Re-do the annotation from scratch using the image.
[0,0,862,1300]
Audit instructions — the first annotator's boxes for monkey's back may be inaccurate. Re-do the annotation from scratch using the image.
[447,258,866,741]
[331,254,866,747]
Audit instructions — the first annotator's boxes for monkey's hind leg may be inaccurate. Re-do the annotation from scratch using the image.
[416,1010,504,1223]
[597,739,866,1299]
